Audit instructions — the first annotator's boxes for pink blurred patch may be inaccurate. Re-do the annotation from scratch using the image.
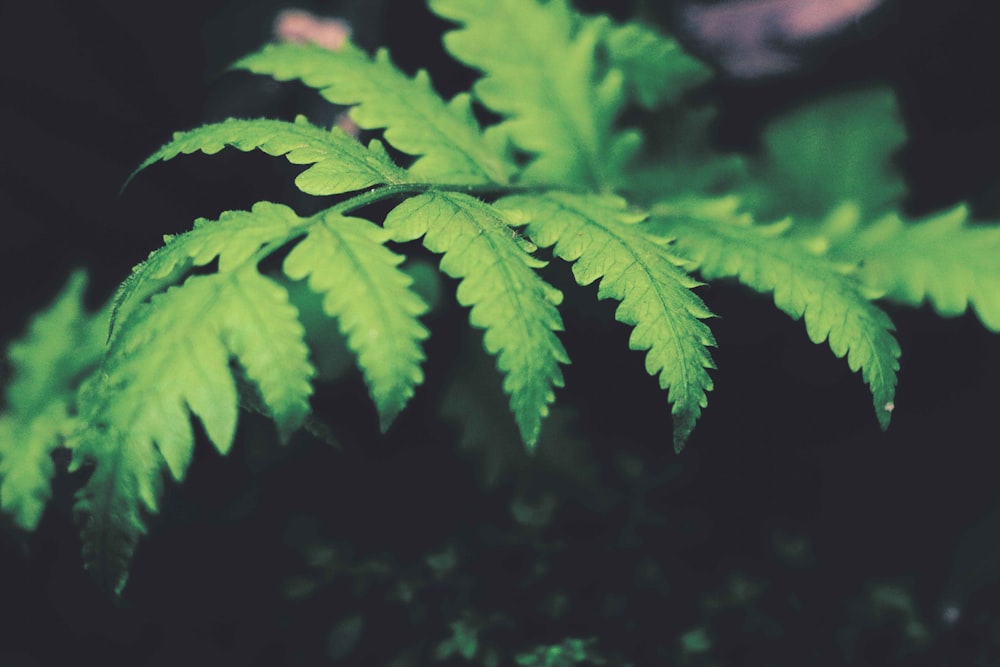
[273,9,360,138]
[335,112,360,137]
[680,0,886,78]
[274,9,351,51]
[780,0,882,38]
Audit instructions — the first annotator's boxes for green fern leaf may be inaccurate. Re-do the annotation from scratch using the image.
[430,0,640,189]
[654,199,901,429]
[749,88,907,219]
[131,116,406,195]
[72,420,163,596]
[625,105,748,205]
[826,204,1000,331]
[116,200,429,429]
[72,267,313,593]
[215,270,316,442]
[602,20,711,109]
[0,272,108,530]
[103,270,313,476]
[283,211,430,430]
[235,43,514,184]
[113,201,306,335]
[384,191,568,447]
[496,192,716,451]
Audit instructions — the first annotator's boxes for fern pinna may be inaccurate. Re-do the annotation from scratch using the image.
[1,0,997,595]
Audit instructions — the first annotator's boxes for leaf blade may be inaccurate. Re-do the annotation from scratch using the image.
[235,43,515,184]
[112,201,305,338]
[131,116,407,195]
[829,205,1000,332]
[496,192,716,450]
[0,272,109,530]
[602,20,712,109]
[430,0,638,189]
[72,268,314,594]
[219,271,316,441]
[283,211,429,430]
[71,422,164,597]
[748,88,907,219]
[654,199,901,429]
[385,191,568,447]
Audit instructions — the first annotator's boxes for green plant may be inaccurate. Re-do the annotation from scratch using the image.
[1,0,997,600]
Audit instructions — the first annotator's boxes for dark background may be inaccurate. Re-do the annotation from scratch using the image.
[2,0,1000,664]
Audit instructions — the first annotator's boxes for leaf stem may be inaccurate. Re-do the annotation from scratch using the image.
[329,182,565,216]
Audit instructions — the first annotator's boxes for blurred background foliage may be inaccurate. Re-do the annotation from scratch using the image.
[2,0,1000,664]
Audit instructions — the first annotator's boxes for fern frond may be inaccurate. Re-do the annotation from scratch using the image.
[235,43,515,184]
[827,205,1000,331]
[384,191,568,447]
[131,116,406,195]
[283,211,430,430]
[430,0,640,189]
[601,21,711,109]
[654,199,901,429]
[0,272,108,530]
[496,192,716,451]
[72,268,313,594]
